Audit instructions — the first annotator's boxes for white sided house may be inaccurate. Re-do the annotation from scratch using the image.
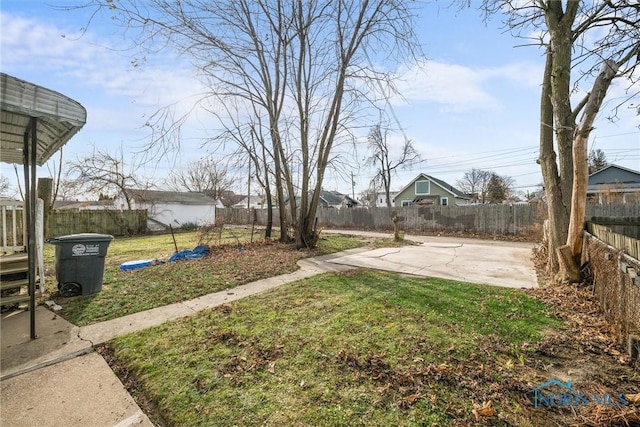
[115,189,216,230]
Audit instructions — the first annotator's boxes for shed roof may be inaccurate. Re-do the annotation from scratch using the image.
[1,73,87,166]
[127,189,215,204]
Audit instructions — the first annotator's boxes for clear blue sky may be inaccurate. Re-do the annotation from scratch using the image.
[1,1,638,199]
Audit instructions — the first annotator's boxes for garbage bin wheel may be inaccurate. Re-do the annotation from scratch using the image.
[59,282,82,297]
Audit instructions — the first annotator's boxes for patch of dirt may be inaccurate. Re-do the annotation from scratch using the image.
[98,344,170,427]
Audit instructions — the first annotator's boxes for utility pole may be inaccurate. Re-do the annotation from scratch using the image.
[351,171,355,200]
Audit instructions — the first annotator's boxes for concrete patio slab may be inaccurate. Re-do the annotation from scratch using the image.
[324,238,537,288]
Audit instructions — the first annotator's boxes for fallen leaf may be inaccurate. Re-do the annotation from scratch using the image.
[403,393,421,405]
[472,401,497,421]
[376,383,391,394]
[437,363,450,372]
[267,361,275,374]
[626,393,640,404]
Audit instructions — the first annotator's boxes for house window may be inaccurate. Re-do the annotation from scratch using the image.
[415,180,430,195]
[401,200,412,207]
[441,197,448,206]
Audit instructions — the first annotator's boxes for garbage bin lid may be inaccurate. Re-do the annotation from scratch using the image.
[48,233,114,243]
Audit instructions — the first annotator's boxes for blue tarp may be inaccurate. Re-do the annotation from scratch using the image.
[119,259,168,271]
[168,245,210,262]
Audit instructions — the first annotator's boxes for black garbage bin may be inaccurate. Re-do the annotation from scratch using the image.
[48,233,114,297]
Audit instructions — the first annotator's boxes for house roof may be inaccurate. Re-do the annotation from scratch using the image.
[397,173,471,199]
[588,164,640,184]
[53,199,114,209]
[320,190,345,205]
[127,189,215,205]
[230,195,264,207]
[1,73,87,166]
[319,190,358,206]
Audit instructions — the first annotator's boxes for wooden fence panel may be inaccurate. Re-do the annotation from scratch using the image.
[587,222,640,260]
[216,203,635,238]
[47,210,148,238]
[217,204,544,236]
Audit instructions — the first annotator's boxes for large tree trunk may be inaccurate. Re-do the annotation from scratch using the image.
[539,48,568,274]
[539,3,579,277]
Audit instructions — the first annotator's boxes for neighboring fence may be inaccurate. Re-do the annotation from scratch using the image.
[587,222,640,259]
[582,229,640,355]
[47,209,148,238]
[587,216,640,240]
[217,204,546,237]
[585,203,640,218]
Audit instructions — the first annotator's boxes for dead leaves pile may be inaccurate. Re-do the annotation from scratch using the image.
[525,281,640,426]
[333,348,519,422]
[200,241,309,282]
[218,339,284,384]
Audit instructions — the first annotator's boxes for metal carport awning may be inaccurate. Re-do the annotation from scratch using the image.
[1,73,87,166]
[1,72,87,339]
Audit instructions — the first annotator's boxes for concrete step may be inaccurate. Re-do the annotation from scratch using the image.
[1,281,41,306]
[1,253,28,276]
[0,278,29,291]
[0,253,28,265]
[0,293,33,306]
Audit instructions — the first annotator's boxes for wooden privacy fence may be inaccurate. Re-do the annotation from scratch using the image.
[217,204,546,237]
[47,209,148,238]
[587,222,640,260]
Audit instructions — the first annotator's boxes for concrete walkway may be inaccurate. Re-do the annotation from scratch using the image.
[0,232,537,426]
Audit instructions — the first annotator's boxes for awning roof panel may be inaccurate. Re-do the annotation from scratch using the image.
[1,73,87,166]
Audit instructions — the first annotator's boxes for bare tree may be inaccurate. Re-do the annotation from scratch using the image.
[367,123,420,208]
[0,175,12,197]
[359,186,378,207]
[476,1,640,279]
[45,148,66,208]
[56,178,83,201]
[81,0,421,248]
[456,168,493,204]
[12,165,24,201]
[167,157,235,201]
[211,99,278,239]
[68,147,145,208]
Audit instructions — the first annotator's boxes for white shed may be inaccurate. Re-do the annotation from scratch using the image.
[115,189,216,230]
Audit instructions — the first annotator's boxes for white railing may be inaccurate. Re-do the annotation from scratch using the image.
[1,198,45,290]
[0,199,26,255]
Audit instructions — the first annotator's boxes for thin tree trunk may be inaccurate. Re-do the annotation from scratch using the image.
[567,60,619,255]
